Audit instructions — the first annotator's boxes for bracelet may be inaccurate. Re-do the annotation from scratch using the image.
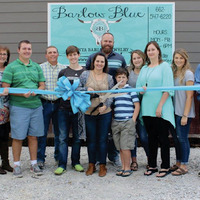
[183,115,188,118]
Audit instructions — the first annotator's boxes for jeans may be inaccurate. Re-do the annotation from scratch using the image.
[168,122,181,162]
[107,133,120,162]
[143,116,170,169]
[37,101,59,162]
[85,112,112,164]
[58,109,81,169]
[175,115,192,164]
[131,120,149,158]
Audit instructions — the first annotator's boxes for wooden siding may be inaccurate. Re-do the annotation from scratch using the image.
[0,0,200,68]
[1,0,200,137]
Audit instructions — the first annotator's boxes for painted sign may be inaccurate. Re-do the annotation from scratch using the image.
[48,2,175,65]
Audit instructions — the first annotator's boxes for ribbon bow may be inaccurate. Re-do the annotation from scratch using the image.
[55,76,91,114]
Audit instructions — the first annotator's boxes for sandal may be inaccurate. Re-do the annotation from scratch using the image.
[169,165,179,172]
[121,170,133,177]
[116,169,124,176]
[144,168,158,176]
[172,167,188,176]
[130,162,138,171]
[156,170,170,178]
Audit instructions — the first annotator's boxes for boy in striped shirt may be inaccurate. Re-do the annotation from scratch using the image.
[112,68,140,177]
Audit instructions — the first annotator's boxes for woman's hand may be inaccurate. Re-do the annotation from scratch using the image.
[156,105,162,118]
[87,87,94,91]
[181,116,188,126]
[140,86,147,94]
[99,105,106,114]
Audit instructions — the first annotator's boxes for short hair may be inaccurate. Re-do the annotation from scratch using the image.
[102,32,114,40]
[115,67,129,78]
[66,45,80,56]
[144,41,163,65]
[18,40,31,49]
[45,46,58,54]
[91,52,108,73]
[0,45,10,67]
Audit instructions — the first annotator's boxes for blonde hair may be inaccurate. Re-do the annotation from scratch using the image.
[172,48,193,84]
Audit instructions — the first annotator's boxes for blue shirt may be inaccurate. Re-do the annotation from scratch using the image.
[113,84,139,121]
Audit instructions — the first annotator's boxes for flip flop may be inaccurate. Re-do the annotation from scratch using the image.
[144,168,158,176]
[169,165,179,172]
[116,169,124,176]
[172,167,188,176]
[121,170,133,177]
[130,162,138,171]
[156,170,171,178]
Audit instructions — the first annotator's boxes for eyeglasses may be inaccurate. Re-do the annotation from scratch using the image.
[0,53,7,56]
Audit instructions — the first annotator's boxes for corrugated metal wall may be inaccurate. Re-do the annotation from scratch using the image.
[0,0,200,68]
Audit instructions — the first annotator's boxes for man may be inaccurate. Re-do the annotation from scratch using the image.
[86,32,126,80]
[2,40,46,178]
[37,46,66,169]
[86,32,127,167]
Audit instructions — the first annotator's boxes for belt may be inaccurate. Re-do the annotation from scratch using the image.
[41,98,60,104]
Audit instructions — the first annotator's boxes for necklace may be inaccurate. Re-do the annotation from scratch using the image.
[145,66,156,86]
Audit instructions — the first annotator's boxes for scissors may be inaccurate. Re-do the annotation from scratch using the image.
[90,80,126,115]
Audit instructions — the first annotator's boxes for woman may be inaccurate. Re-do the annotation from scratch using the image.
[127,50,149,171]
[79,52,114,177]
[136,41,175,178]
[171,49,195,176]
[0,45,13,174]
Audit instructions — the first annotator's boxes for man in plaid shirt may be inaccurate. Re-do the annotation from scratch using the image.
[37,46,66,169]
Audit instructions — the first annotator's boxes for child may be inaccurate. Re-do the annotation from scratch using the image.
[112,68,140,177]
[54,45,85,175]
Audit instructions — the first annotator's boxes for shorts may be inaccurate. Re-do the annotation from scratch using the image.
[112,119,136,150]
[9,105,44,140]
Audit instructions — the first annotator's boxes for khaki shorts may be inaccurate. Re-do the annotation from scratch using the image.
[111,119,136,150]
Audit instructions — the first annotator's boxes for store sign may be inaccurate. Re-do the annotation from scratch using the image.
[48,2,175,65]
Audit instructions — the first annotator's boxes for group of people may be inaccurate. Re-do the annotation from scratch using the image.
[0,32,199,178]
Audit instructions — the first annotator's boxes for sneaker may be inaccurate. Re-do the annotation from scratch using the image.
[30,164,43,176]
[54,167,66,175]
[112,159,122,167]
[95,161,100,167]
[13,165,23,178]
[38,162,45,170]
[73,164,84,172]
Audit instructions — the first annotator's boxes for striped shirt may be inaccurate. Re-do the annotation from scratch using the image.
[113,84,139,121]
[40,61,66,101]
[2,59,45,108]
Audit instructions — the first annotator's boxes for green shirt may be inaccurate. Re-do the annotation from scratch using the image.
[2,59,46,108]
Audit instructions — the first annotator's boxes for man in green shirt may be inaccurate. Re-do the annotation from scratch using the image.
[2,40,46,178]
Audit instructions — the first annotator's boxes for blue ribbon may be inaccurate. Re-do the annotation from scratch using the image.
[54,76,91,114]
[1,77,200,114]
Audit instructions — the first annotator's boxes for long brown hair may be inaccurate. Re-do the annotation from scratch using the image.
[91,52,108,73]
[172,48,192,84]
[144,41,163,65]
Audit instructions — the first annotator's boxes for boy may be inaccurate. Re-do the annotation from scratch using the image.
[112,68,140,177]
[54,46,85,175]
